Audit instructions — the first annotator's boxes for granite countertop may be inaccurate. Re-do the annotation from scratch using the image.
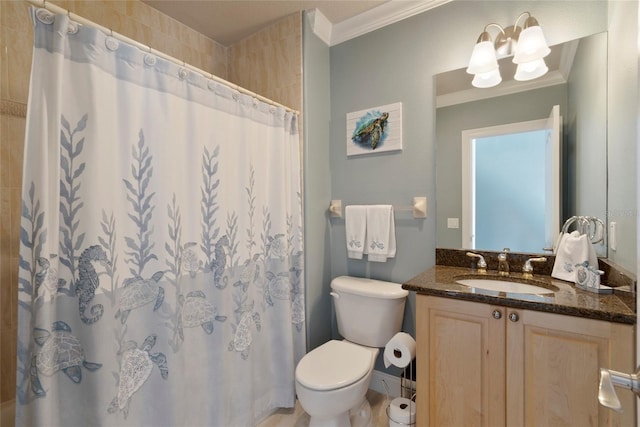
[403,265,636,325]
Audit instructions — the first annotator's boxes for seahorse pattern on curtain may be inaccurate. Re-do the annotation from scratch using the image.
[16,8,305,427]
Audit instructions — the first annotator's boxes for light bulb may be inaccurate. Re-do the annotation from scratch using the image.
[472,69,502,88]
[514,58,548,81]
[467,41,499,75]
[513,25,550,64]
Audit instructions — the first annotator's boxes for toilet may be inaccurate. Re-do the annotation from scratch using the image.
[295,276,409,427]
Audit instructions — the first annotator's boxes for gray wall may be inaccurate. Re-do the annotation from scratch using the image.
[329,8,437,346]
[325,0,612,374]
[566,31,608,254]
[302,0,637,374]
[302,14,333,351]
[607,1,638,270]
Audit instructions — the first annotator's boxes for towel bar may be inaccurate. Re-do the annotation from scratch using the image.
[329,197,427,219]
[560,216,605,244]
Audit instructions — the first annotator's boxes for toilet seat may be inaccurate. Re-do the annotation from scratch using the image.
[296,340,372,391]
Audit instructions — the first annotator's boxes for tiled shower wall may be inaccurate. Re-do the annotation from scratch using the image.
[228,12,303,116]
[0,0,302,410]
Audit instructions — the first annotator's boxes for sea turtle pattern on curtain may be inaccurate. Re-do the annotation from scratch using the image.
[16,8,304,427]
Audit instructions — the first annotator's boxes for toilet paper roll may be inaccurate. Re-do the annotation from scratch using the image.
[388,397,416,425]
[383,332,416,368]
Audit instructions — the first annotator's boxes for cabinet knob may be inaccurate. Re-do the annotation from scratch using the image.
[509,312,519,322]
[492,309,502,320]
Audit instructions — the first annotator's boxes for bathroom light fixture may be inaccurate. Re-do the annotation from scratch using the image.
[466,12,550,88]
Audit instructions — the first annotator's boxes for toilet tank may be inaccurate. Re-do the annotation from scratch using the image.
[331,276,408,348]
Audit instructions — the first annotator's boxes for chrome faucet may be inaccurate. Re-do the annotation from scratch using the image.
[497,248,510,276]
[522,257,547,278]
[466,252,487,273]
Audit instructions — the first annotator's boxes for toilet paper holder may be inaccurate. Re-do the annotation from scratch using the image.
[400,361,416,401]
[386,394,416,426]
[382,332,416,426]
[384,360,416,426]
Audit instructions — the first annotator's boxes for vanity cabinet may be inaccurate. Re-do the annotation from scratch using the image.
[416,295,635,427]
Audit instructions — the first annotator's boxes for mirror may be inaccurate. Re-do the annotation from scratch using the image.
[435,32,607,256]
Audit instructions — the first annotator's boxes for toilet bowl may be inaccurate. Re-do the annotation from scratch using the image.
[295,340,379,427]
[295,276,408,427]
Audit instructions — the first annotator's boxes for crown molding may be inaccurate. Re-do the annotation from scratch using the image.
[310,0,453,47]
[307,9,332,46]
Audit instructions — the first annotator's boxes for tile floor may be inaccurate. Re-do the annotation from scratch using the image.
[257,390,389,427]
[0,390,390,427]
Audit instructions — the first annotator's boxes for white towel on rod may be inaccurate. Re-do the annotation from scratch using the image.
[365,205,396,262]
[345,205,367,259]
[551,230,598,282]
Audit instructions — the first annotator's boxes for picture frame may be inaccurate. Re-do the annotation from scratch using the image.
[346,102,402,156]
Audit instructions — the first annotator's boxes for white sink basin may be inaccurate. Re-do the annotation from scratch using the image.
[456,278,556,295]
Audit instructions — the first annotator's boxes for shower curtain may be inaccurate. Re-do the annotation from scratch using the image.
[16,8,305,426]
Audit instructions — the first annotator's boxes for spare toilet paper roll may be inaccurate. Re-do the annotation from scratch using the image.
[388,397,416,425]
[383,332,416,368]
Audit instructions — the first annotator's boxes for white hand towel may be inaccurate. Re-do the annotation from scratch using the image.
[552,231,564,253]
[365,205,396,262]
[345,205,367,259]
[551,230,598,282]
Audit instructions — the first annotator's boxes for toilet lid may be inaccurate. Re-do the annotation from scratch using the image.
[296,340,372,391]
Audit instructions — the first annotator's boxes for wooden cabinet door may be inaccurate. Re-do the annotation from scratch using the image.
[506,309,635,427]
[417,296,506,427]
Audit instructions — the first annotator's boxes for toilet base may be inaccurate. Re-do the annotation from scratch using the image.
[307,397,372,427]
[308,411,350,427]
[349,398,372,427]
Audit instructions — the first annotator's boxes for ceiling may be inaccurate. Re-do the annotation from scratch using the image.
[142,0,388,46]
[142,0,565,100]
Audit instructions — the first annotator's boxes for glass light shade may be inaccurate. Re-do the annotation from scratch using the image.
[466,41,499,74]
[514,58,548,81]
[472,68,502,88]
[512,25,550,64]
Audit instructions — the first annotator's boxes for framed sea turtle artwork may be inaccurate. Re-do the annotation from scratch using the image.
[346,102,402,156]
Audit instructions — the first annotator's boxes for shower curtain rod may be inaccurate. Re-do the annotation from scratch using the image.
[27,0,300,115]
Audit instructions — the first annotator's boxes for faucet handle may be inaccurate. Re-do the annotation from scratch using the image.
[523,257,547,275]
[466,252,487,272]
